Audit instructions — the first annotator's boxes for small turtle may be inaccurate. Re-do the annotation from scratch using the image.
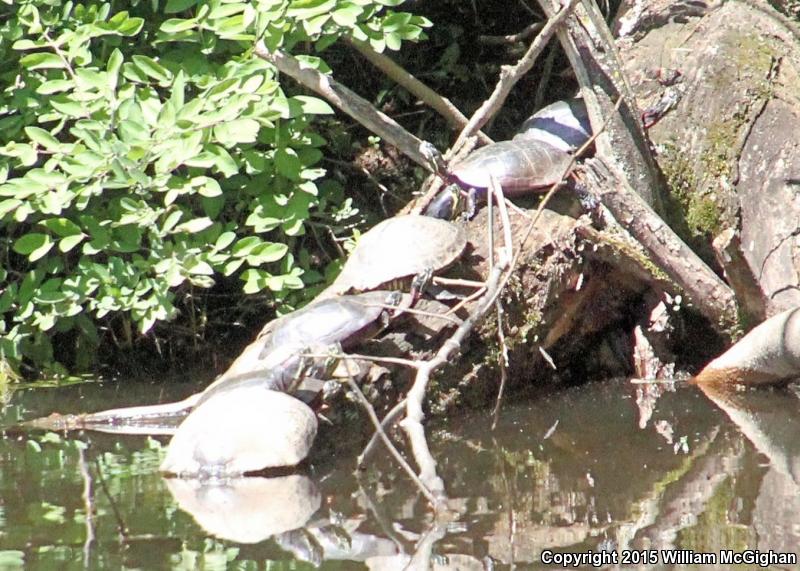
[425,98,591,219]
[318,214,467,299]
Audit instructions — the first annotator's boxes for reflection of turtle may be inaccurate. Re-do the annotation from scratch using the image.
[318,215,467,299]
[201,290,408,401]
[160,388,318,477]
[426,99,591,219]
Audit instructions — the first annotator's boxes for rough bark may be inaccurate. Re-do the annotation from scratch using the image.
[616,0,800,317]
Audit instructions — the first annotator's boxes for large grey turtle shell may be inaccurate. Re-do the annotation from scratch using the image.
[201,291,398,399]
[258,290,396,357]
[326,215,467,295]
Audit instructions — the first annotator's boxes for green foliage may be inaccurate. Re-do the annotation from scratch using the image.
[0,0,430,374]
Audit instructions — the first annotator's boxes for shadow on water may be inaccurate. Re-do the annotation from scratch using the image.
[2,377,800,568]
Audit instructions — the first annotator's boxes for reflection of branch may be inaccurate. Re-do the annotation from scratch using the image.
[342,359,437,505]
[358,398,406,466]
[93,456,130,543]
[633,429,744,550]
[78,444,95,566]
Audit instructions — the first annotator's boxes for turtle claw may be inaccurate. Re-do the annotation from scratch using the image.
[410,268,434,303]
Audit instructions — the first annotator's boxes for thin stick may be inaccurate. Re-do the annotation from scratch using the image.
[253,45,442,173]
[341,360,437,505]
[452,0,581,147]
[358,398,407,466]
[399,174,515,504]
[346,38,491,144]
[488,175,513,428]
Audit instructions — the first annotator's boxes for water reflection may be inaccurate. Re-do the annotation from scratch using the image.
[3,378,800,568]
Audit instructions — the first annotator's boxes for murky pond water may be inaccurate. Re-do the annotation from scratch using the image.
[2,377,800,569]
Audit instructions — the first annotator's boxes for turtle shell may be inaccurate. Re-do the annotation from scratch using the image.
[160,388,318,477]
[204,290,402,396]
[448,138,573,196]
[322,215,467,297]
[516,98,591,152]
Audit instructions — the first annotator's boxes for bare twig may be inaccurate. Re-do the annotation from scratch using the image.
[341,359,437,504]
[452,0,581,150]
[488,176,513,428]
[480,22,544,45]
[399,175,515,504]
[346,38,491,144]
[253,45,441,172]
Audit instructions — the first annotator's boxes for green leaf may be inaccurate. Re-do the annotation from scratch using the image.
[214,231,236,250]
[13,233,47,255]
[24,127,61,151]
[20,52,64,70]
[246,242,288,265]
[232,236,262,257]
[241,268,267,293]
[381,30,400,51]
[275,148,302,179]
[36,80,74,95]
[59,234,86,253]
[288,0,336,19]
[117,17,145,36]
[160,18,198,33]
[50,96,88,118]
[12,39,42,50]
[165,0,199,12]
[132,55,172,83]
[291,95,334,115]
[213,119,260,146]
[42,218,81,237]
[332,4,363,26]
[13,233,53,261]
[174,217,213,233]
[0,199,21,218]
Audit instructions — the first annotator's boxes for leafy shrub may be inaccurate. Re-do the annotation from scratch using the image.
[0,0,430,376]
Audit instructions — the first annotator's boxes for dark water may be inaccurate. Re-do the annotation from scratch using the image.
[2,377,800,569]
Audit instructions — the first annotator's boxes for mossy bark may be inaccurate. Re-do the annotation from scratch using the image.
[618,0,800,314]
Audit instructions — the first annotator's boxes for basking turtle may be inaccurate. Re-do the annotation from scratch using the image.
[160,388,318,477]
[199,290,408,402]
[318,214,467,299]
[425,98,591,219]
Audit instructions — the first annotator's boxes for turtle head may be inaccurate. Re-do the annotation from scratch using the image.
[423,184,464,220]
